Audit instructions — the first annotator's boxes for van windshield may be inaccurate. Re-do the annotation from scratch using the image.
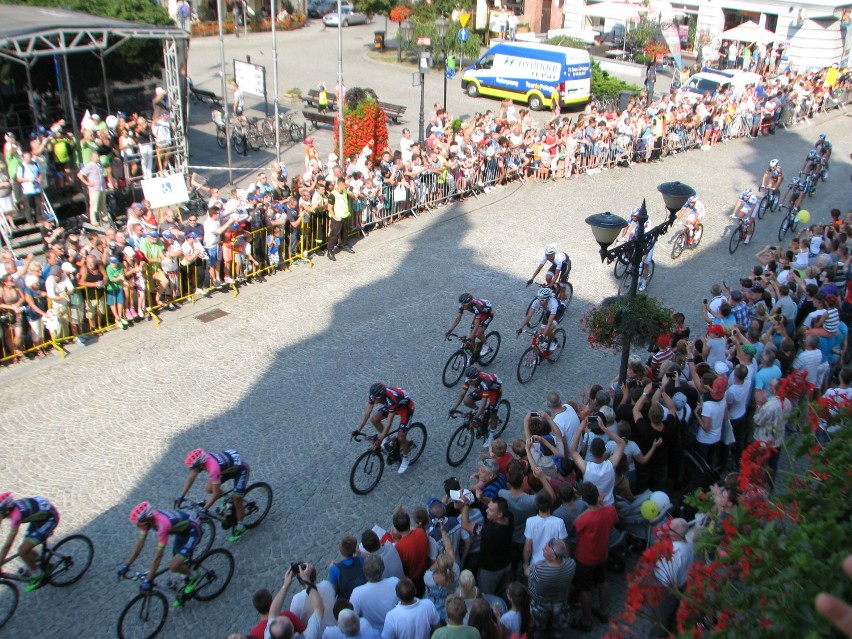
[685,77,722,94]
[478,55,494,70]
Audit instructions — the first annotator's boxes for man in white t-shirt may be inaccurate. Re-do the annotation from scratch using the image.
[381,577,439,639]
[569,418,626,506]
[546,391,580,447]
[522,490,567,567]
[350,555,399,631]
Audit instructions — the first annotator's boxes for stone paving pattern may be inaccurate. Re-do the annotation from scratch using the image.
[1,22,850,639]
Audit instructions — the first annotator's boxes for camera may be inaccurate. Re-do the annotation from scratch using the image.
[431,517,446,527]
[530,411,539,417]
[290,562,306,575]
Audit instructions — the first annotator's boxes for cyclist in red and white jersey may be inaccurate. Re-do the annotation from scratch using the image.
[176,449,250,543]
[731,190,759,245]
[449,365,503,446]
[352,383,416,474]
[517,287,564,347]
[446,293,495,359]
[0,493,60,592]
[118,502,203,602]
[732,188,754,219]
[526,244,572,301]
[678,195,705,245]
[761,158,783,191]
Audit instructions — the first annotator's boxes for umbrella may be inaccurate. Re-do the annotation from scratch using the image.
[720,20,777,45]
[584,0,647,22]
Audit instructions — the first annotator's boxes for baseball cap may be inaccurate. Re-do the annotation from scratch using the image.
[162,230,174,238]
[186,231,199,239]
[146,230,159,237]
[61,262,76,274]
[741,344,757,356]
[707,324,725,337]
[108,255,119,263]
[710,376,728,401]
[713,361,730,376]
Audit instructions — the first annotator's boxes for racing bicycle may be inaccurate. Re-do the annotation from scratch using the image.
[442,332,501,387]
[777,204,801,241]
[618,259,655,295]
[524,280,573,328]
[757,185,780,218]
[517,327,567,384]
[446,403,511,467]
[728,214,750,254]
[350,423,427,495]
[669,219,704,260]
[0,533,94,629]
[117,547,235,639]
[177,481,273,555]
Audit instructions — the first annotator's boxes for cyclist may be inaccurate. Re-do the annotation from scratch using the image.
[731,192,759,245]
[445,293,495,359]
[516,287,564,351]
[677,195,705,245]
[815,133,832,169]
[761,158,783,193]
[0,493,60,592]
[621,208,656,292]
[781,176,806,211]
[526,244,572,301]
[731,188,754,219]
[801,149,822,180]
[176,449,250,543]
[118,502,203,604]
[352,383,416,475]
[449,365,503,447]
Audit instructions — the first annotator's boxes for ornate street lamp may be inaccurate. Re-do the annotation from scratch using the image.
[434,14,449,107]
[398,17,414,63]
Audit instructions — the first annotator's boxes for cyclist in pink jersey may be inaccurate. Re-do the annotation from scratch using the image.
[0,493,60,591]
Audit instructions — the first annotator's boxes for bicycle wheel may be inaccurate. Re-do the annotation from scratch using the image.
[757,195,768,219]
[242,482,273,529]
[549,328,567,363]
[770,191,780,212]
[47,534,94,587]
[613,255,628,279]
[442,350,467,388]
[494,399,511,437]
[478,331,501,366]
[247,128,263,151]
[728,224,742,254]
[562,282,573,307]
[0,580,17,630]
[778,210,790,242]
[232,132,247,155]
[191,548,235,602]
[216,128,226,149]
[260,119,276,147]
[349,449,384,495]
[670,232,685,259]
[405,422,427,465]
[790,212,800,234]
[197,519,216,558]
[117,590,168,639]
[446,424,474,467]
[516,347,539,384]
[289,123,303,143]
[645,260,656,285]
[618,270,631,296]
[692,224,704,248]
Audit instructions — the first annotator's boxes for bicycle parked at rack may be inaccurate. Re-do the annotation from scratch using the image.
[0,533,94,629]
[117,547,235,639]
[275,112,304,144]
[757,185,781,218]
[349,423,427,495]
[212,111,247,155]
[176,481,273,555]
[446,403,511,467]
[669,219,704,260]
[777,204,802,241]
[516,327,567,384]
[442,332,501,387]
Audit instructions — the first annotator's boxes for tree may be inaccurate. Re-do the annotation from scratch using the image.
[354,0,393,19]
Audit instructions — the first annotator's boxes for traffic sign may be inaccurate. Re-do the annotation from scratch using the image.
[458,12,471,28]
[458,28,469,43]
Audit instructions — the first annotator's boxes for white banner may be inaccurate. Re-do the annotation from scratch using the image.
[141,173,189,209]
[651,0,683,69]
[234,59,265,98]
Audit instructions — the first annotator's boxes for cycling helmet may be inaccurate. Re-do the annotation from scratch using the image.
[748,195,758,205]
[686,195,698,207]
[630,206,642,218]
[464,365,480,381]
[818,133,826,141]
[458,293,473,305]
[769,159,779,168]
[741,188,753,200]
[537,287,553,300]
[0,491,13,512]
[185,448,206,468]
[369,382,386,399]
[792,177,801,185]
[808,150,818,159]
[544,244,557,256]
[129,501,154,525]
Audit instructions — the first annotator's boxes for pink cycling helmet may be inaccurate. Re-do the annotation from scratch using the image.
[0,491,13,511]
[129,501,153,525]
[185,448,206,468]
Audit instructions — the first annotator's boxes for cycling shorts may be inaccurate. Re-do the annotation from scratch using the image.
[222,462,251,497]
[23,508,60,545]
[547,261,571,284]
[172,519,202,559]
[471,313,493,330]
[467,388,502,409]
[380,401,415,432]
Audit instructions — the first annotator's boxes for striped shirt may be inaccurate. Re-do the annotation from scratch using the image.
[823,307,840,333]
[528,559,576,602]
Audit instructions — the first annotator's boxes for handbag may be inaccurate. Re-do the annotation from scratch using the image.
[722,416,736,446]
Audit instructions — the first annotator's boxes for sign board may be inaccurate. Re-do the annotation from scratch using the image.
[458,28,470,43]
[233,59,266,98]
[458,12,471,28]
[141,173,189,209]
[417,36,432,46]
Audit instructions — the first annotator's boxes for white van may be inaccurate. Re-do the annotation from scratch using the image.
[461,42,591,110]
[681,69,762,99]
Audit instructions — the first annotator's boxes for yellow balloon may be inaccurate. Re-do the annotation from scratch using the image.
[641,500,660,521]
[797,209,811,224]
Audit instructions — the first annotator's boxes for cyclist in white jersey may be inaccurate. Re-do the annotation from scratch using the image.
[517,287,564,347]
[526,244,572,301]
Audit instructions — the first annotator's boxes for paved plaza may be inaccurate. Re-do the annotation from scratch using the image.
[1,25,850,638]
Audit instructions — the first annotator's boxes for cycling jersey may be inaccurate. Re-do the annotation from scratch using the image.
[371,387,415,430]
[7,497,59,544]
[459,298,494,327]
[202,450,250,496]
[817,140,832,153]
[684,201,705,223]
[541,252,572,283]
[531,297,565,325]
[465,372,503,407]
[140,509,202,557]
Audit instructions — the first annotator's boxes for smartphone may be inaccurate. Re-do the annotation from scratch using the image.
[703,298,708,304]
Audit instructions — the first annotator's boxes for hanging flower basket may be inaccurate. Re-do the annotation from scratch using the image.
[334,87,389,159]
[581,294,674,351]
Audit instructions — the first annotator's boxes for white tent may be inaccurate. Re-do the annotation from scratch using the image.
[584,1,647,23]
[720,20,777,45]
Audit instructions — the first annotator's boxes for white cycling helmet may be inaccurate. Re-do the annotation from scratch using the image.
[792,177,801,185]
[818,133,826,141]
[537,287,553,300]
[544,244,557,256]
[741,188,753,200]
[769,159,779,168]
[686,195,698,207]
[808,150,818,159]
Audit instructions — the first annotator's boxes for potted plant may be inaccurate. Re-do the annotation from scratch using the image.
[581,294,673,351]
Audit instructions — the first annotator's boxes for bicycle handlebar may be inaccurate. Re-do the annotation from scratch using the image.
[445,333,471,343]
[351,431,374,443]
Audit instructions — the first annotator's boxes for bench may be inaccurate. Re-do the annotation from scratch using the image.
[303,110,337,129]
[189,85,223,107]
[378,101,406,123]
[302,88,338,111]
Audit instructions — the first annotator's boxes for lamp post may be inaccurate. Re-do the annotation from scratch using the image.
[434,14,449,108]
[585,181,695,384]
[399,17,413,63]
[418,50,431,143]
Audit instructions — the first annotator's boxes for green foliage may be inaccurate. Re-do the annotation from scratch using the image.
[624,17,661,50]
[590,60,640,100]
[546,36,589,50]
[353,0,393,20]
[404,19,483,65]
[409,0,461,22]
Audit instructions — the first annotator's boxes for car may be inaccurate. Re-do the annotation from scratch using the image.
[308,0,336,18]
[322,5,368,27]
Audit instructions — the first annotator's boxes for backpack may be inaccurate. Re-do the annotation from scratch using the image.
[179,2,191,17]
[334,558,366,600]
